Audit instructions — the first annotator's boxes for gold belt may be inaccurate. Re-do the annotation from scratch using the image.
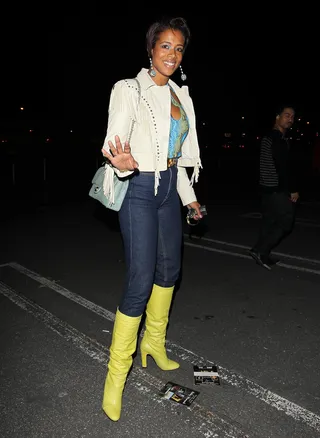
[167,158,178,168]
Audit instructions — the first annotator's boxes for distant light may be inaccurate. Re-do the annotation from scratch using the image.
[241,116,244,119]
[298,118,301,121]
[46,138,51,142]
[307,121,310,124]
[241,133,246,136]
[256,136,260,140]
[29,129,33,133]
[70,129,73,133]
[20,107,24,111]
[202,122,206,125]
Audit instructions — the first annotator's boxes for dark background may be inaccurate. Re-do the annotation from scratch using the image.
[1,14,320,208]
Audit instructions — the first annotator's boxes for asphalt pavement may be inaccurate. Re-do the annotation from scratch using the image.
[1,196,320,437]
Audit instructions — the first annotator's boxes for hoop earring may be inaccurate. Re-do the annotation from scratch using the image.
[149,57,156,77]
[180,65,187,81]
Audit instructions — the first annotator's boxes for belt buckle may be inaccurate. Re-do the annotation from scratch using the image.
[167,158,177,168]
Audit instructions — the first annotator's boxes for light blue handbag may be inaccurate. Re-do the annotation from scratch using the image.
[89,79,141,211]
[89,165,129,211]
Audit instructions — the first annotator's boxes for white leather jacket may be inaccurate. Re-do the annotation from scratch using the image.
[102,68,202,206]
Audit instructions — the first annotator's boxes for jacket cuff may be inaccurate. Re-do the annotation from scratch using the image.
[113,167,134,179]
[177,166,197,206]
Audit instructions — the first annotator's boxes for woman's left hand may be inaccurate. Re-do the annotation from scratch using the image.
[187,201,202,220]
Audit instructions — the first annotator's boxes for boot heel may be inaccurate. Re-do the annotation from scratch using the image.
[141,351,147,368]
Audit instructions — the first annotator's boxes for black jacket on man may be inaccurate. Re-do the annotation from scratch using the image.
[259,129,299,194]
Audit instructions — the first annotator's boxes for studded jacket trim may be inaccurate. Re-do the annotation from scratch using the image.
[102,68,202,206]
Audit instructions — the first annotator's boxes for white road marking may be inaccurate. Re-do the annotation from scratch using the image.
[184,234,320,275]
[184,234,320,265]
[8,262,116,322]
[240,212,320,228]
[5,262,320,433]
[276,262,320,275]
[166,341,320,432]
[0,281,248,438]
[184,241,250,260]
[184,241,320,276]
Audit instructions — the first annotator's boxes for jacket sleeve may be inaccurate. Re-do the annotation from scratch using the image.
[176,86,201,206]
[102,80,135,179]
[177,166,197,206]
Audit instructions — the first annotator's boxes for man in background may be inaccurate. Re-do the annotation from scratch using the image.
[249,105,299,270]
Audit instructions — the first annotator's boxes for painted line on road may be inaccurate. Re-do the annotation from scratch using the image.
[8,262,116,322]
[240,212,320,228]
[166,340,320,432]
[0,281,248,438]
[184,241,320,276]
[6,262,320,433]
[276,262,320,275]
[184,234,320,266]
[184,242,250,260]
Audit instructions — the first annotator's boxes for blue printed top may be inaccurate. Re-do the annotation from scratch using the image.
[168,89,189,160]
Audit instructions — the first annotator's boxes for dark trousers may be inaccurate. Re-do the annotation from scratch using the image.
[118,166,182,317]
[253,192,295,256]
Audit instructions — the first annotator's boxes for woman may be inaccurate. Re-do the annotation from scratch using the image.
[101,16,203,421]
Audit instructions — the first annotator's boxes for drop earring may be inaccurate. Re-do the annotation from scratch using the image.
[180,65,187,81]
[149,57,156,77]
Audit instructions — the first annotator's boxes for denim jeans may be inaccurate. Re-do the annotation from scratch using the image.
[118,166,182,317]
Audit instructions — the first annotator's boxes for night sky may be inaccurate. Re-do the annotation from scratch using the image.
[3,15,319,138]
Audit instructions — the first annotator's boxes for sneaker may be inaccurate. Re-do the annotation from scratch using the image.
[249,249,272,270]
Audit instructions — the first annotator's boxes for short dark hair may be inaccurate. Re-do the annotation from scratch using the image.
[146,17,191,57]
[275,105,295,117]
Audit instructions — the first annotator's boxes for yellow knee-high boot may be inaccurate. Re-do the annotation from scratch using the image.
[102,309,142,421]
[140,284,179,370]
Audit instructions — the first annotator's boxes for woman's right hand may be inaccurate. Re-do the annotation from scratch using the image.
[101,135,139,172]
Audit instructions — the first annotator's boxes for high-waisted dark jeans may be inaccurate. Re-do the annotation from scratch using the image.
[118,166,182,317]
